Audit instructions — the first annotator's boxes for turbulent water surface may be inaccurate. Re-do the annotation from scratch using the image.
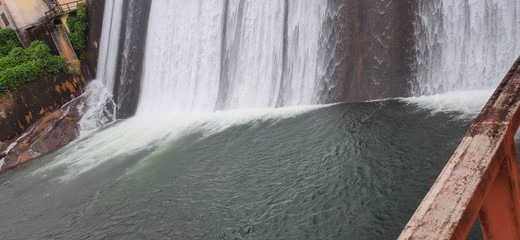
[0,93,502,239]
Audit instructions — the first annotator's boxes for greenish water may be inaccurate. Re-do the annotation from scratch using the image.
[0,99,500,239]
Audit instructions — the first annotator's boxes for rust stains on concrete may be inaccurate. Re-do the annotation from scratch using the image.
[0,73,86,142]
[24,111,32,124]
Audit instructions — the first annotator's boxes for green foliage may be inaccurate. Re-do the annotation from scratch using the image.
[0,41,68,93]
[0,29,21,56]
[69,59,81,75]
[67,4,87,58]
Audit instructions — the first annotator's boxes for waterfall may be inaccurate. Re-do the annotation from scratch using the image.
[78,0,520,128]
[414,0,520,96]
[136,0,329,116]
[95,1,124,93]
[77,0,124,134]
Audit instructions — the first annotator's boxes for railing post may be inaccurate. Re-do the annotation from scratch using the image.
[479,136,520,239]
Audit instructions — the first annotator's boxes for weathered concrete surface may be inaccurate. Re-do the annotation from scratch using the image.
[81,0,104,80]
[2,0,48,28]
[113,0,151,119]
[325,0,416,102]
[22,0,86,55]
[0,73,86,142]
[0,1,16,29]
[58,0,81,5]
[399,57,520,239]
[25,22,61,55]
[53,27,77,63]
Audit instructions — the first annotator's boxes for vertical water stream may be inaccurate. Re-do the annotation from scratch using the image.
[136,0,329,115]
[77,0,124,134]
[414,0,520,95]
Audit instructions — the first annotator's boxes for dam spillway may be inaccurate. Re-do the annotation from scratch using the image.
[0,0,519,239]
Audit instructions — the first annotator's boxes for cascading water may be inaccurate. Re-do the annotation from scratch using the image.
[76,0,124,135]
[137,0,329,115]
[66,0,520,175]
[30,0,333,179]
[413,0,520,95]
[95,1,124,93]
[414,0,520,96]
[88,0,520,117]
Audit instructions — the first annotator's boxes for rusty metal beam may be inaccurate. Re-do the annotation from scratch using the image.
[44,0,86,19]
[399,56,520,239]
[479,137,520,239]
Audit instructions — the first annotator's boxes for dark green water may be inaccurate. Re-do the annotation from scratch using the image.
[0,100,493,239]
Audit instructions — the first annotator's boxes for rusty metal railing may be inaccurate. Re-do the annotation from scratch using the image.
[44,0,86,19]
[399,57,520,239]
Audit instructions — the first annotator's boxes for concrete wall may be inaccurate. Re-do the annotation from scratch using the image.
[81,0,104,80]
[0,73,86,141]
[2,0,48,29]
[25,22,60,55]
[0,0,17,29]
[113,0,151,119]
[326,0,416,102]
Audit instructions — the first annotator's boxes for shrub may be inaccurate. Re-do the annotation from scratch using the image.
[0,29,21,56]
[67,4,87,58]
[69,59,81,75]
[0,41,68,93]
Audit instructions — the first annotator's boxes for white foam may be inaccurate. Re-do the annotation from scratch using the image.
[401,89,493,119]
[77,80,116,136]
[35,105,325,180]
[0,125,37,166]
[76,0,123,136]
[31,0,333,179]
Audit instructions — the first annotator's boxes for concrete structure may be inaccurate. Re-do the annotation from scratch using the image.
[45,0,86,18]
[399,56,520,239]
[58,0,81,5]
[0,0,16,29]
[0,0,85,46]
[0,0,48,30]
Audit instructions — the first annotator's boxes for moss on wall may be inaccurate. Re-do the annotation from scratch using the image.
[67,4,87,58]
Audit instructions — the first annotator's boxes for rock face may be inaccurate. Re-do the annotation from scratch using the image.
[0,99,82,170]
[0,75,86,170]
[326,0,416,102]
